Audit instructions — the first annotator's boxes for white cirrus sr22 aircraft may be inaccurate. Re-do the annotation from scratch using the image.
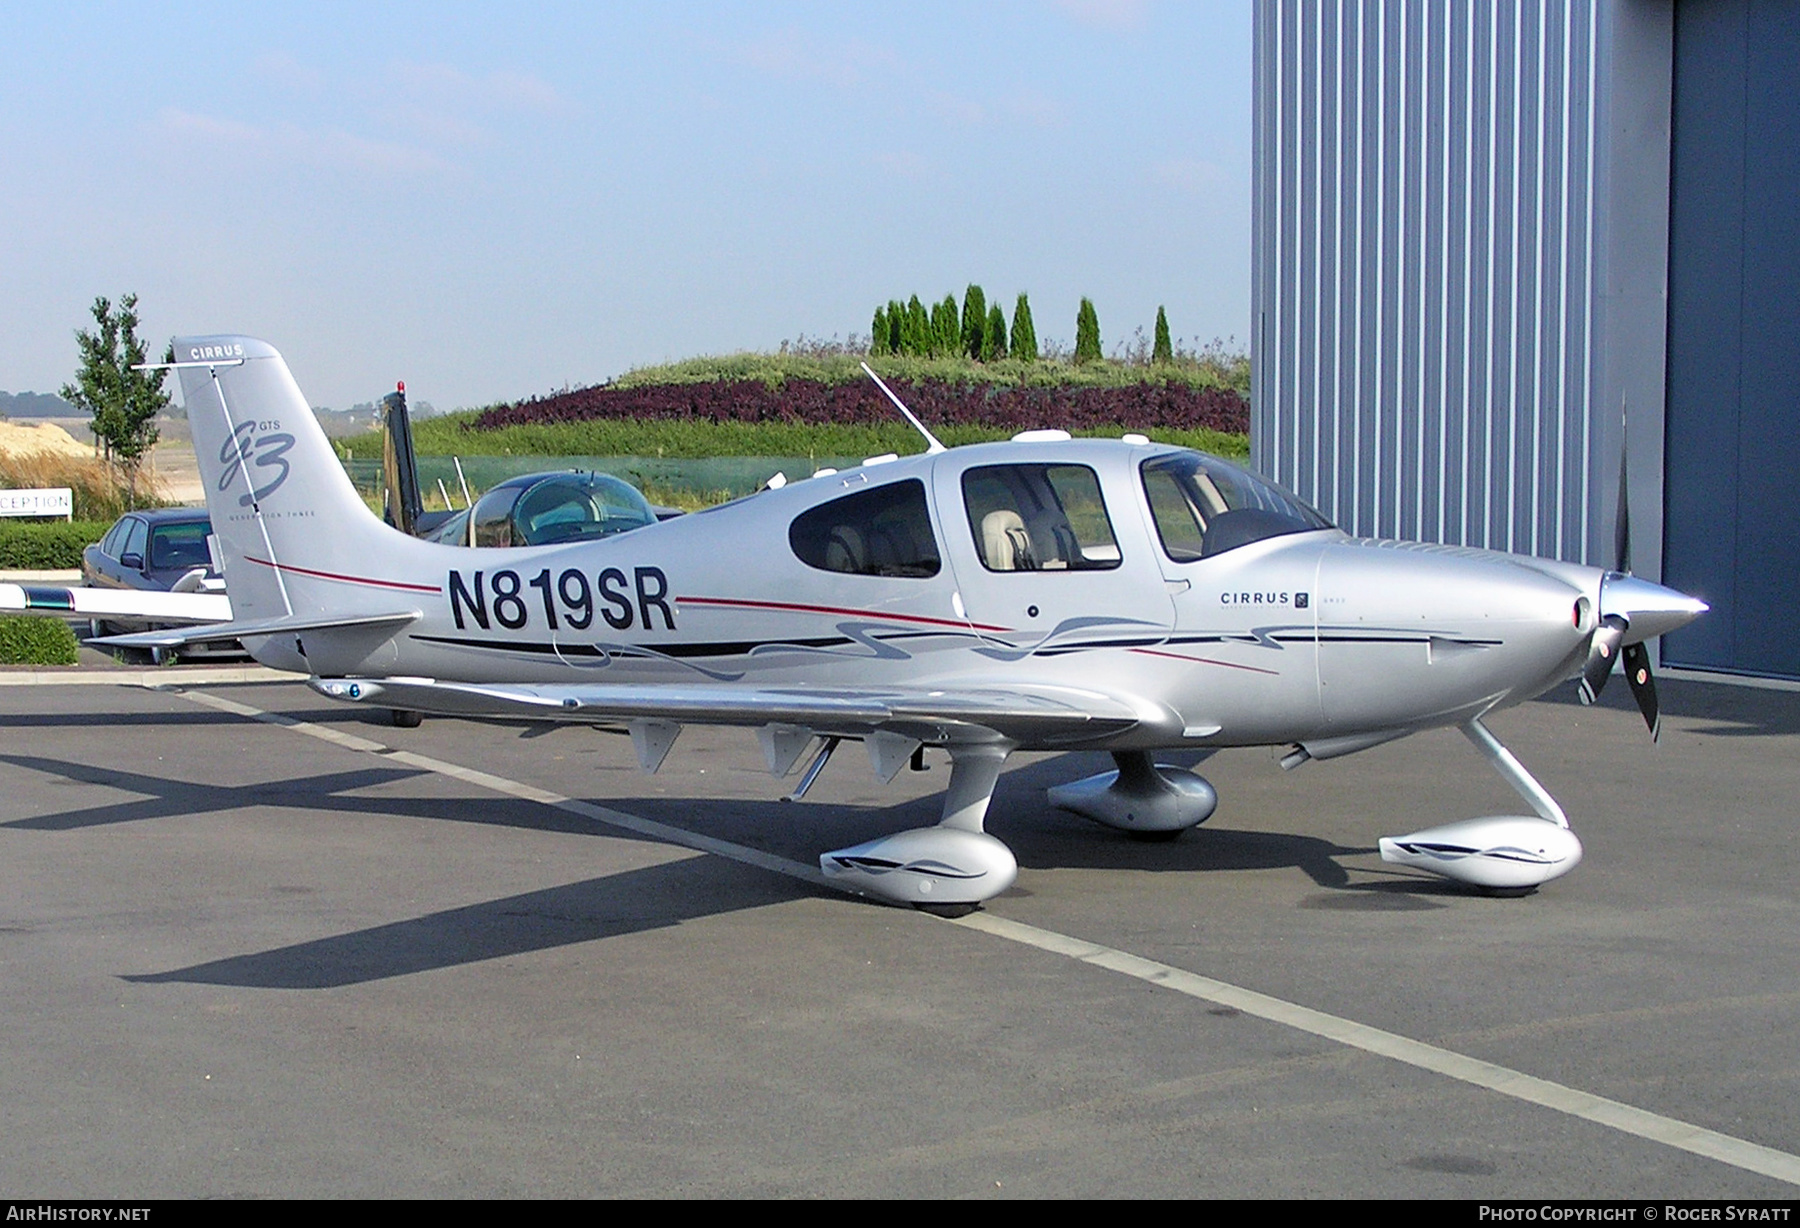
[7,336,1708,910]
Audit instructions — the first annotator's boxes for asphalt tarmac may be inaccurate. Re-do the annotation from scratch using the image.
[1,667,1796,1198]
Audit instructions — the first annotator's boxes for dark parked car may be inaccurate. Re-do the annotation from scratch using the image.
[82,509,241,659]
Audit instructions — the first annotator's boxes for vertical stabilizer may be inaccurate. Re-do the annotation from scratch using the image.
[172,336,421,627]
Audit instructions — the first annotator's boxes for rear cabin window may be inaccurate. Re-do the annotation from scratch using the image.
[788,479,941,578]
[961,463,1121,572]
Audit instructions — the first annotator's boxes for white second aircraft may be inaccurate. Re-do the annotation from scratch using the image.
[5,337,1707,910]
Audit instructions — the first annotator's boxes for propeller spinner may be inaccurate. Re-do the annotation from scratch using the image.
[1575,418,1708,737]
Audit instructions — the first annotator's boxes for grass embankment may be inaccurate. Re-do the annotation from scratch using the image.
[336,351,1252,465]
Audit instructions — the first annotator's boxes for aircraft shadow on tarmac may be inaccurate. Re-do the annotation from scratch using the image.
[124,856,814,990]
[0,752,601,838]
[1,720,1466,990]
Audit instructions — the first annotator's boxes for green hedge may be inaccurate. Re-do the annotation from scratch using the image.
[0,521,112,570]
[0,615,80,665]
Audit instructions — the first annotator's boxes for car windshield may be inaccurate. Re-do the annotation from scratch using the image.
[149,522,212,570]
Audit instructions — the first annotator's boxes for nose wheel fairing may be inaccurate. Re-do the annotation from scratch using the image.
[1377,718,1581,891]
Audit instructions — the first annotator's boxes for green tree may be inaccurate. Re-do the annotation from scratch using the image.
[1153,305,1173,365]
[60,294,170,504]
[961,284,987,359]
[1074,297,1102,364]
[930,294,959,356]
[983,302,1007,361]
[870,305,890,355]
[903,295,929,355]
[1010,292,1038,363]
[887,299,904,354]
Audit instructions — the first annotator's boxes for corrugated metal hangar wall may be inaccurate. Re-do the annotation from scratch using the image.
[1251,0,1672,577]
[1252,0,1798,679]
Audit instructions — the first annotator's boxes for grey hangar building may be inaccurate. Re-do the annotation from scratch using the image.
[1249,0,1797,680]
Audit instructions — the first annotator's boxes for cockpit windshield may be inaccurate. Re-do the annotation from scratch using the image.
[425,472,658,548]
[1140,451,1331,562]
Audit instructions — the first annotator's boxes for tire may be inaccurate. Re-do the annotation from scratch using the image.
[390,709,424,729]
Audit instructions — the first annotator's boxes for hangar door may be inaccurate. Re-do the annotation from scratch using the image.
[1661,0,1800,679]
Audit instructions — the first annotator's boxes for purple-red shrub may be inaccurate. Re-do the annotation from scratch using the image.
[472,378,1249,435]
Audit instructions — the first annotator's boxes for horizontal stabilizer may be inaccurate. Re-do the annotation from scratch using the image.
[96,610,419,650]
[0,583,231,625]
[313,676,1147,745]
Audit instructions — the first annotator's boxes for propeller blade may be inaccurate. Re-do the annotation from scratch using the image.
[1615,402,1632,573]
[1578,614,1629,705]
[1621,641,1661,742]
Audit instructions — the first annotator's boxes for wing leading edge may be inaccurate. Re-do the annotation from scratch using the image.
[0,583,232,624]
[311,675,1155,748]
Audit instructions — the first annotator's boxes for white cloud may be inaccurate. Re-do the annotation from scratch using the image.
[867,150,931,180]
[253,52,325,94]
[1152,157,1229,194]
[388,61,564,113]
[153,107,447,175]
[1053,0,1151,31]
[731,28,900,88]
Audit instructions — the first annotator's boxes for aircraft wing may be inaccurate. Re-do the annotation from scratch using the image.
[312,675,1151,748]
[0,582,232,625]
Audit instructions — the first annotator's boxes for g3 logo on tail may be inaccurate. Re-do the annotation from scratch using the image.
[219,420,296,507]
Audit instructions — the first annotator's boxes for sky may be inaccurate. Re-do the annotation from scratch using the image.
[0,2,1252,412]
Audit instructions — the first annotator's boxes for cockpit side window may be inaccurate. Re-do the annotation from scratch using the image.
[961,463,1121,572]
[789,479,941,578]
[1140,452,1330,561]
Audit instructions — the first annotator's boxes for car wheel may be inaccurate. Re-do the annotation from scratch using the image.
[390,709,424,728]
[151,646,179,667]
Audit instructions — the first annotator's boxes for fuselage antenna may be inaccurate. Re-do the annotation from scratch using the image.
[860,361,947,454]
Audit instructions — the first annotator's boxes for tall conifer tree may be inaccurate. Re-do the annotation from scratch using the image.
[1153,305,1173,365]
[931,295,959,356]
[871,306,889,355]
[984,303,1007,361]
[961,285,987,358]
[1010,293,1038,363]
[1074,297,1102,364]
[904,296,929,355]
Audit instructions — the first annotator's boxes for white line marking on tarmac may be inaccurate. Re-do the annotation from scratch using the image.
[176,685,1800,1188]
[178,688,824,884]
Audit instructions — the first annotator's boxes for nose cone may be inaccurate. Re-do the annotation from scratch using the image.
[1599,573,1709,643]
